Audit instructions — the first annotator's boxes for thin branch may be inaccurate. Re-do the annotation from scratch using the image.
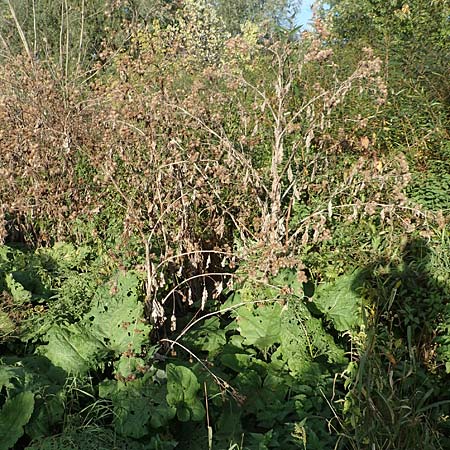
[7,0,32,61]
[159,272,238,305]
[77,0,85,72]
[155,249,236,273]
[59,0,64,70]
[169,297,285,350]
[171,103,266,194]
[32,0,37,56]
[160,338,245,404]
[64,0,69,79]
[0,30,11,55]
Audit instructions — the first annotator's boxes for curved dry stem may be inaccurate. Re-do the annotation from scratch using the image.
[159,272,237,306]
[155,249,236,273]
[160,338,245,404]
[169,296,285,352]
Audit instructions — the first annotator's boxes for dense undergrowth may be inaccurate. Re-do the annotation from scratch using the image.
[1,1,449,449]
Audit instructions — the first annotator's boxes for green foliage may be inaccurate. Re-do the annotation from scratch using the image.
[176,266,351,448]
[213,0,293,35]
[166,364,205,422]
[0,0,175,72]
[26,428,177,450]
[40,324,106,376]
[273,301,347,377]
[181,317,226,358]
[0,391,34,450]
[0,356,66,446]
[40,271,151,375]
[322,0,449,162]
[174,0,230,65]
[312,270,365,332]
[0,242,111,342]
[235,303,282,351]
[99,373,176,438]
[407,145,450,211]
[4,272,32,304]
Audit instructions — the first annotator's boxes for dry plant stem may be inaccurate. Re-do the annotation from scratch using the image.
[204,382,211,450]
[7,0,32,61]
[171,103,266,194]
[170,136,259,240]
[142,187,204,322]
[286,202,428,245]
[0,31,10,54]
[32,0,37,56]
[59,1,64,70]
[79,35,133,85]
[191,162,258,240]
[224,71,277,122]
[230,45,385,246]
[146,190,192,246]
[267,50,287,244]
[77,0,85,72]
[264,44,303,244]
[155,250,236,273]
[168,297,285,352]
[158,272,238,306]
[64,0,69,80]
[160,338,245,404]
[109,119,146,137]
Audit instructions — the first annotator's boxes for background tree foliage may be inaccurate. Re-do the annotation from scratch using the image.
[212,0,298,34]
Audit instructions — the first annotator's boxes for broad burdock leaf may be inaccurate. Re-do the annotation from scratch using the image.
[0,356,66,440]
[312,271,365,331]
[87,272,149,353]
[236,303,282,351]
[41,324,106,375]
[273,302,346,378]
[38,242,91,271]
[39,272,151,375]
[271,269,304,297]
[182,317,226,357]
[0,391,34,450]
[5,273,32,304]
[166,364,205,422]
[99,375,175,438]
[0,367,15,390]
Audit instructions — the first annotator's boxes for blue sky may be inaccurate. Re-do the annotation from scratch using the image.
[296,0,315,29]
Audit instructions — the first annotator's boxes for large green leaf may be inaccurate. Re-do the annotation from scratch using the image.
[0,312,15,336]
[0,356,66,440]
[166,364,205,422]
[38,242,91,271]
[182,317,227,357]
[272,302,346,378]
[0,366,15,390]
[40,324,106,375]
[5,273,32,304]
[99,379,152,438]
[86,272,149,353]
[39,272,151,375]
[99,375,175,438]
[312,271,364,331]
[236,303,282,351]
[271,269,304,297]
[0,391,35,450]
